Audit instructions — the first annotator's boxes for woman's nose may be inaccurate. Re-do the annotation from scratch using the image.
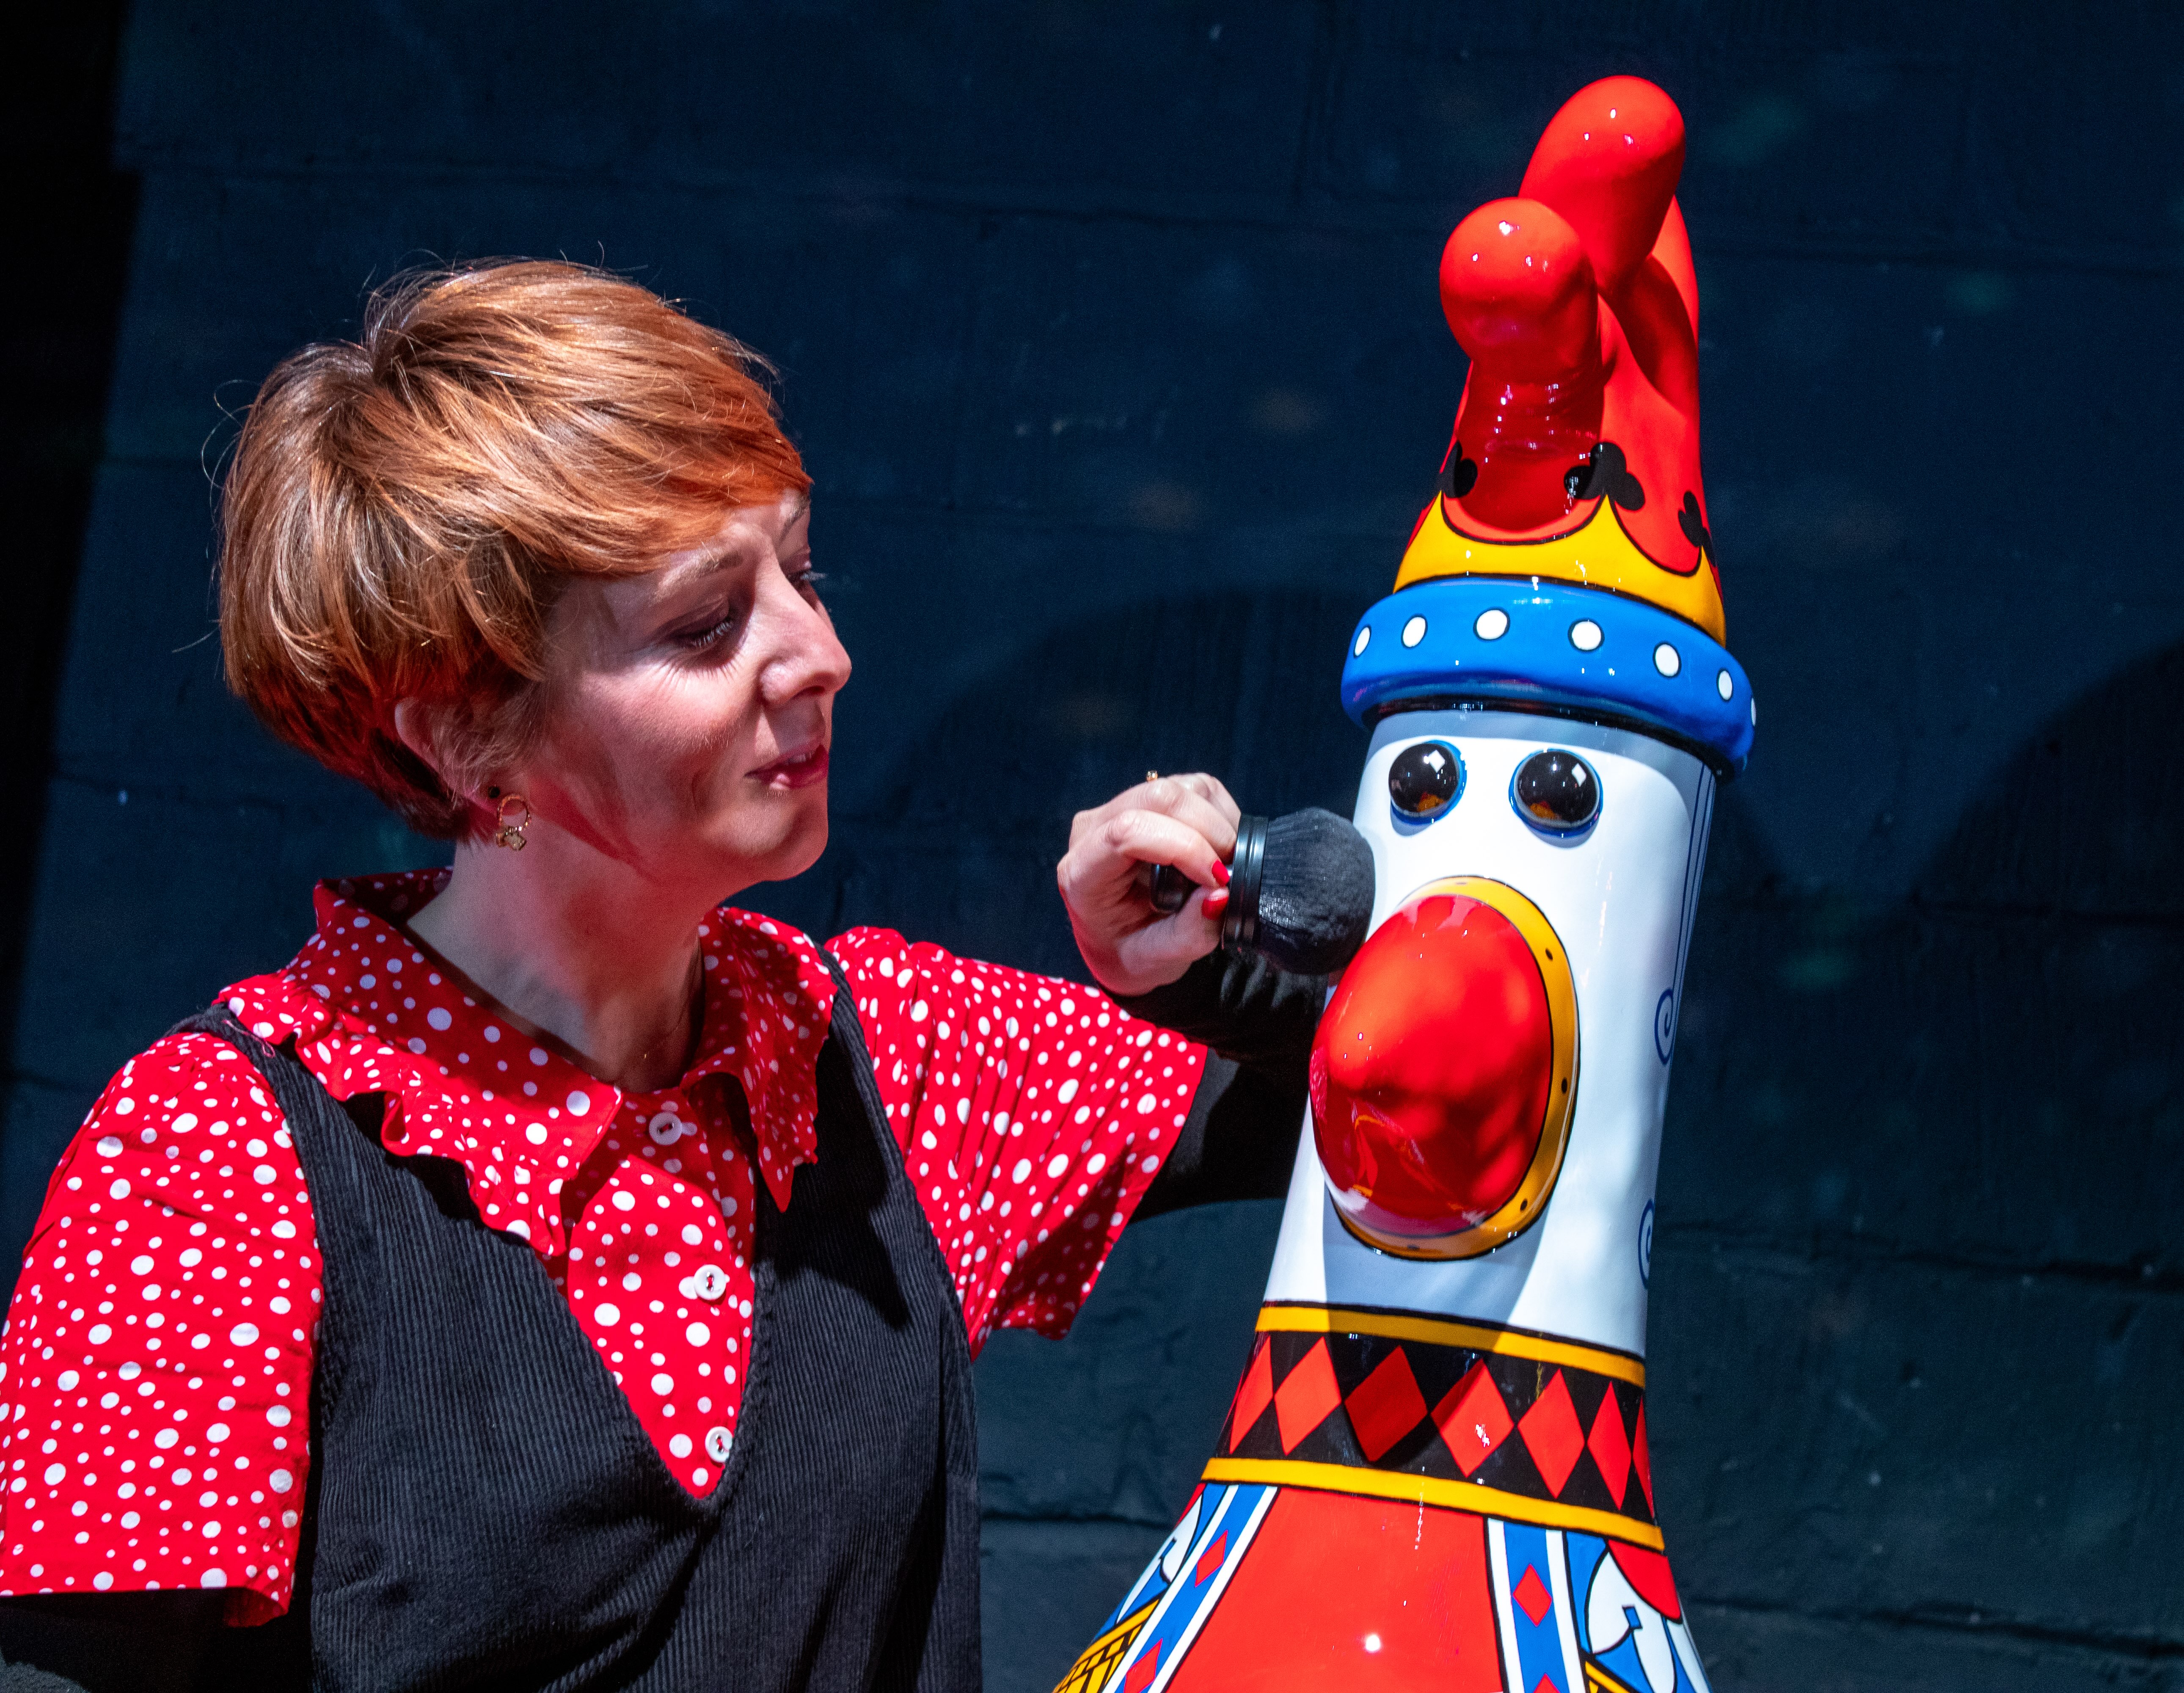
[753,565,851,704]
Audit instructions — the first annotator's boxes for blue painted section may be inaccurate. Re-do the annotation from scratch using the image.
[1503,1522,1573,1693]
[1107,1482,1272,1688]
[1340,579,1755,773]
[1570,1531,1702,1693]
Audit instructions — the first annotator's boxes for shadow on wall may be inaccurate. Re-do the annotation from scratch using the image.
[1648,638,2183,1678]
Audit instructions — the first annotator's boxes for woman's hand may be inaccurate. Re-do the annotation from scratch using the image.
[1059,773,1241,998]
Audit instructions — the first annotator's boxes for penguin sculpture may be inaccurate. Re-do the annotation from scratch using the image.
[1055,76,1752,1693]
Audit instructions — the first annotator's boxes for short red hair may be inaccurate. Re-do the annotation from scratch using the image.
[218,260,811,838]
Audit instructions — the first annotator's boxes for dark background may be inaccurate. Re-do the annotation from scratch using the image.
[6,3,2181,1687]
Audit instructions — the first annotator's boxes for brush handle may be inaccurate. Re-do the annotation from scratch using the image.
[1146,815,1266,924]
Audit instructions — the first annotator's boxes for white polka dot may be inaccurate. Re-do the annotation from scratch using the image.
[427,1007,453,1031]
[1653,641,1681,677]
[96,1136,124,1158]
[1352,625,1372,657]
[1474,607,1510,640]
[130,1255,154,1275]
[669,1433,694,1459]
[651,1373,674,1396]
[526,1123,549,1145]
[201,1569,227,1588]
[254,1164,278,1185]
[1046,1155,1069,1179]
[566,1091,591,1117]
[207,1423,231,1442]
[42,1463,65,1485]
[593,1304,621,1328]
[229,1323,259,1346]
[1569,619,1603,652]
[87,1324,112,1344]
[1401,614,1427,648]
[1011,1159,1032,1183]
[267,1405,292,1428]
[1717,667,1735,701]
[682,1224,705,1246]
[108,1179,130,1201]
[154,1430,179,1450]
[612,1191,636,1212]
[94,1572,113,1590]
[270,1468,295,1494]
[686,1321,711,1346]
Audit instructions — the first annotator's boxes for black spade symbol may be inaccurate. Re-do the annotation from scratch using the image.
[1678,489,1713,558]
[1439,437,1479,499]
[1563,441,1645,510]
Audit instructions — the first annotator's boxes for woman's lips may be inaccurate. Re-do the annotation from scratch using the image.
[751,744,829,790]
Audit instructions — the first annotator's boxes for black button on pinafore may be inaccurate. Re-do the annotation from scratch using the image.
[178,955,980,1691]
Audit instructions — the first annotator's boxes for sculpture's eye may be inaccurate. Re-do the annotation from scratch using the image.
[1388,741,1464,819]
[1512,750,1600,834]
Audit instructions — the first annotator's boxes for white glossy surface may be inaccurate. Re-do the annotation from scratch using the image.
[1264,709,1713,1357]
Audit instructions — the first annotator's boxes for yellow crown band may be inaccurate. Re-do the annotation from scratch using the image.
[1396,494,1726,644]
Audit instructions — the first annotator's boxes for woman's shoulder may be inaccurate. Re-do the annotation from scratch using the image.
[24,994,309,1260]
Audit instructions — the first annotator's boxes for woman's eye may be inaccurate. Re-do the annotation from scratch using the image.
[1511,750,1601,833]
[1388,740,1463,818]
[680,610,740,651]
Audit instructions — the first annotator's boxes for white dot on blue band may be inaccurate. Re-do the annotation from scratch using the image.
[1401,615,1427,648]
[1716,668,1734,701]
[1352,626,1372,657]
[1569,620,1603,652]
[1473,607,1509,640]
[1653,642,1681,678]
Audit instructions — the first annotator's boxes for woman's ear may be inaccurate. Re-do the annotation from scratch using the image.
[391,698,496,825]
[391,698,453,787]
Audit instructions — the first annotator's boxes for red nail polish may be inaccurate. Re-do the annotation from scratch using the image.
[1204,888,1231,914]
[1211,859,1231,886]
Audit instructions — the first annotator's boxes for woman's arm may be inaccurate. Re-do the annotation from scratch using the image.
[1116,948,1326,1218]
[1058,773,1332,1214]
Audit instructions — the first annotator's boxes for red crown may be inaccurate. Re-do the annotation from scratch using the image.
[1397,77,1724,644]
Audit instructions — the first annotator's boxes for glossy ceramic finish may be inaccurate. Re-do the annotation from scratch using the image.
[1268,709,1712,1357]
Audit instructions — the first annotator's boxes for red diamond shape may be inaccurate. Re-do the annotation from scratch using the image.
[1273,1338,1344,1453]
[1588,1387,1633,1506]
[1518,1370,1585,1497]
[1228,1339,1275,1451]
[1513,1562,1553,1626]
[1123,1639,1164,1693]
[1345,1348,1429,1462]
[1192,1529,1228,1587]
[1632,1402,1654,1511]
[1432,1360,1513,1477]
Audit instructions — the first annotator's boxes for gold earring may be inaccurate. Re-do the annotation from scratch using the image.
[493,793,532,851]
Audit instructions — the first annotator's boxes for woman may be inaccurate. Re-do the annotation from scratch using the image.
[0,263,1319,1690]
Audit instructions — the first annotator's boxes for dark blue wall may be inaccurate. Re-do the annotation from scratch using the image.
[5,5,2181,1687]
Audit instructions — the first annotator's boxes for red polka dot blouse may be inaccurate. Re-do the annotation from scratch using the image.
[0,871,1204,1621]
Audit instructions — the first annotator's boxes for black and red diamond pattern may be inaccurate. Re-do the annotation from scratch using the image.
[1219,1318,1657,1530]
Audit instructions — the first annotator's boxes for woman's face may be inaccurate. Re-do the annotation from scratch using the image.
[511,492,851,899]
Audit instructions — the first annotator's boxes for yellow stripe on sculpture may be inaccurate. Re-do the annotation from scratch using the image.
[1255,1302,1647,1388]
[1200,1457,1667,1552]
[1394,492,1726,645]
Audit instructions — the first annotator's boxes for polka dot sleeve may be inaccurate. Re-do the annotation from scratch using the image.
[829,929,1206,1350]
[0,1031,320,1622]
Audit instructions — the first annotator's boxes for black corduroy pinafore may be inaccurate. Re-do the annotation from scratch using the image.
[179,958,980,1692]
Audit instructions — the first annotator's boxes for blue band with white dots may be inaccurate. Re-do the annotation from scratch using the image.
[1341,579,1756,773]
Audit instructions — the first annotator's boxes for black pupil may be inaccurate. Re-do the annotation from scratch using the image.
[1388,741,1462,816]
[1514,750,1599,830]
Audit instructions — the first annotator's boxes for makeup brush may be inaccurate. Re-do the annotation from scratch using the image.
[1149,807,1376,976]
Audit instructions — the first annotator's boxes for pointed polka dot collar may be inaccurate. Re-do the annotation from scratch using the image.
[221,872,840,1260]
